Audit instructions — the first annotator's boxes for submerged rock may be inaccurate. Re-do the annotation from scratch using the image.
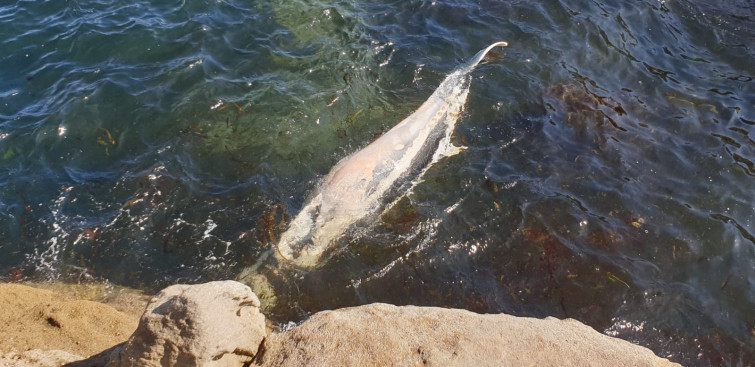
[254,303,679,367]
[106,281,266,367]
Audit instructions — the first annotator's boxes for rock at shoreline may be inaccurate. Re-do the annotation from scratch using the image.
[0,283,140,358]
[1,282,679,366]
[107,280,266,367]
[0,349,83,367]
[254,303,679,367]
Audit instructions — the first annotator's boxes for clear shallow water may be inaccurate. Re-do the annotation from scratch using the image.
[1,0,753,364]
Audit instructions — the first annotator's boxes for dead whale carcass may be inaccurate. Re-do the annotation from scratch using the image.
[275,41,508,269]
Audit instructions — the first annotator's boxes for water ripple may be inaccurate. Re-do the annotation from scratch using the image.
[0,0,753,364]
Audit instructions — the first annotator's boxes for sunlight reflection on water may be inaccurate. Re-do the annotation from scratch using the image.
[0,0,753,364]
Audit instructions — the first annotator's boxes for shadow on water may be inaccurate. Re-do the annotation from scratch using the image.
[0,0,753,365]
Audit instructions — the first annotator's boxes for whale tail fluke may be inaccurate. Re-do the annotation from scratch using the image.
[467,41,508,70]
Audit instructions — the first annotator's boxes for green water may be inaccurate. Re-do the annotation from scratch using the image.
[1,0,753,364]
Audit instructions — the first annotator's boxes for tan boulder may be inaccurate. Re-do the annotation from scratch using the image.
[255,303,679,367]
[0,283,140,358]
[0,349,83,367]
[107,280,266,367]
[1,282,682,367]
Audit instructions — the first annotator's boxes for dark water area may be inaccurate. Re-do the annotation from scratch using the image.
[1,0,754,365]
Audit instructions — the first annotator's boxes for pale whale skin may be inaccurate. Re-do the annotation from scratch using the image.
[275,42,508,269]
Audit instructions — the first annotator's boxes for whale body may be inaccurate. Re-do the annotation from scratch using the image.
[271,42,508,269]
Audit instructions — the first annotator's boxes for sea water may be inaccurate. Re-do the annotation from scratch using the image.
[0,0,753,365]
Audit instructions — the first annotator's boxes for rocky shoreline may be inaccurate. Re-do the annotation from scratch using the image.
[0,281,679,366]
